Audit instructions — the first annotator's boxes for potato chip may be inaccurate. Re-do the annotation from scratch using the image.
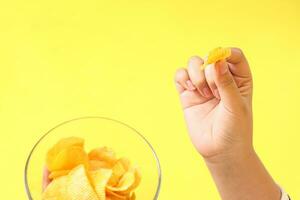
[106,191,135,200]
[88,147,117,164]
[106,191,130,200]
[89,169,112,200]
[107,167,141,194]
[47,137,84,163]
[89,160,113,171]
[108,158,130,186]
[46,137,87,171]
[49,137,84,153]
[66,165,99,200]
[117,158,130,171]
[48,170,70,180]
[122,168,141,194]
[42,175,68,199]
[201,47,231,69]
[43,165,98,200]
[50,146,89,171]
[107,171,134,192]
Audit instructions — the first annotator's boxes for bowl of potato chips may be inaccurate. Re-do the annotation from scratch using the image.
[25,117,161,200]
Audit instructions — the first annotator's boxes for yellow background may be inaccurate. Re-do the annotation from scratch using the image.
[0,0,299,199]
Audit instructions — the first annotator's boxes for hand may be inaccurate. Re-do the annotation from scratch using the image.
[174,48,253,161]
[174,48,281,200]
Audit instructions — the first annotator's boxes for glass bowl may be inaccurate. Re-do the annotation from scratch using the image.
[25,116,161,199]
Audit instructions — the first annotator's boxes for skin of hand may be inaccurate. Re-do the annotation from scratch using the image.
[174,48,281,200]
[42,167,50,191]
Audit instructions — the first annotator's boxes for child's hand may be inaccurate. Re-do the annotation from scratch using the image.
[174,48,253,161]
[174,48,282,200]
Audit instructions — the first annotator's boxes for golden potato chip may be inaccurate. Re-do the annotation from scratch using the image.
[117,158,131,171]
[65,165,99,200]
[201,47,231,69]
[46,137,87,171]
[107,171,134,192]
[42,175,68,199]
[89,160,113,171]
[43,165,99,200]
[107,167,141,194]
[106,190,130,200]
[48,137,84,154]
[47,137,84,162]
[88,147,117,164]
[50,146,89,171]
[108,158,130,186]
[106,191,135,200]
[48,170,70,180]
[89,169,112,200]
[121,168,141,194]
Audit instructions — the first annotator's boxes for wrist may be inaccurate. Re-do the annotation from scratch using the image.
[204,146,281,200]
[203,144,255,167]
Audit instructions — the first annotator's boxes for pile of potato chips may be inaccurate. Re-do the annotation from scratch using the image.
[43,137,141,200]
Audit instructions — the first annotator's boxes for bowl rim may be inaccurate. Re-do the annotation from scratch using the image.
[24,116,161,200]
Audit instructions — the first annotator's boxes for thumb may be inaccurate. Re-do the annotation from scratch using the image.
[213,59,242,109]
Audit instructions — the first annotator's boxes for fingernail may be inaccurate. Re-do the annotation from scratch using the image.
[202,86,212,97]
[216,60,228,75]
[186,80,196,90]
[207,63,214,69]
[214,89,220,99]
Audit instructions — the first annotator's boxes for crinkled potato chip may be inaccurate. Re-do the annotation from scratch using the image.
[43,137,141,199]
[201,47,231,69]
[43,165,98,200]
[89,169,112,200]
[42,175,68,199]
[66,165,99,200]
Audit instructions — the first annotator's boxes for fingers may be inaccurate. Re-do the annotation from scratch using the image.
[227,47,251,78]
[174,67,208,109]
[174,68,196,93]
[187,56,213,98]
[204,64,219,99]
[174,47,250,110]
[213,59,242,109]
[174,56,218,99]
